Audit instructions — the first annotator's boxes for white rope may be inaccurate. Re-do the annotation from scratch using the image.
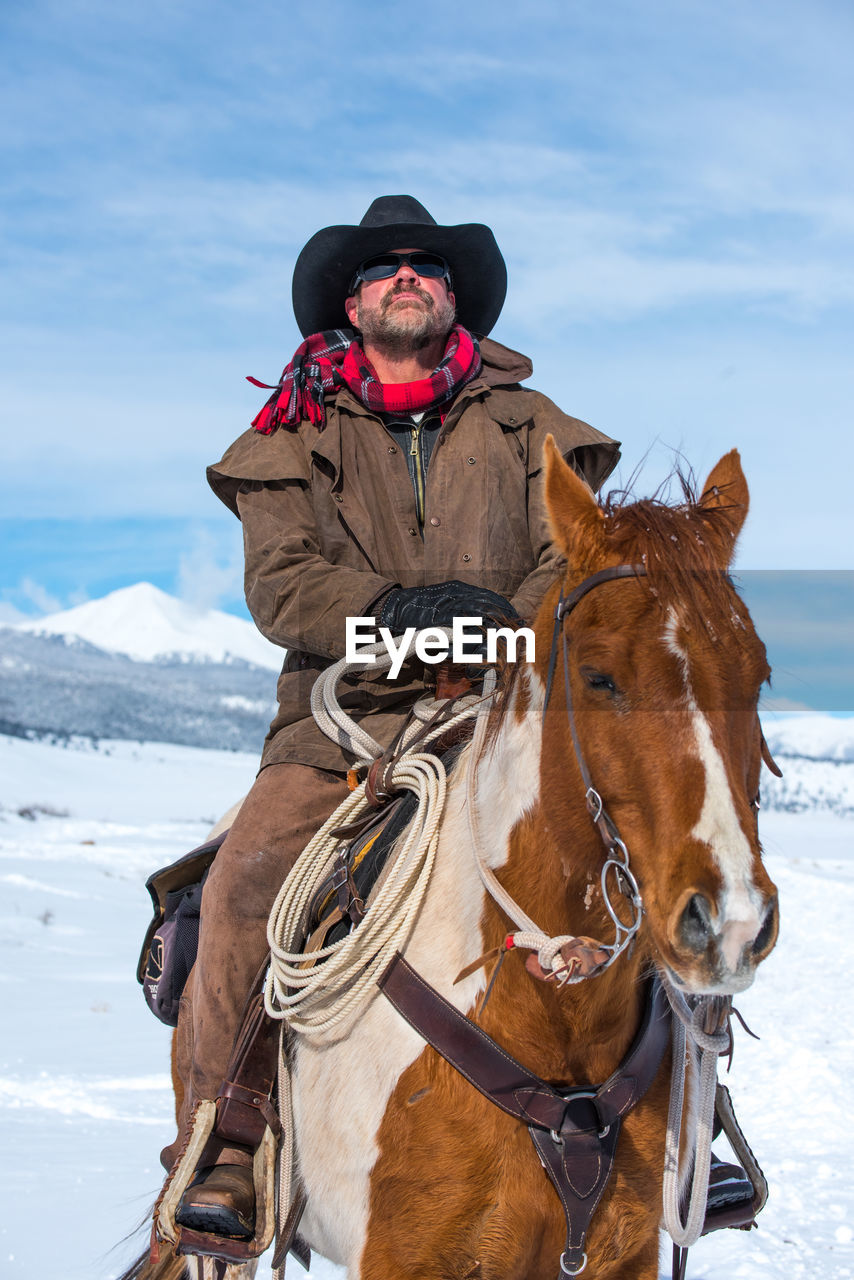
[309,636,489,761]
[265,752,445,1037]
[464,669,540,933]
[309,645,387,762]
[660,975,731,1247]
[271,1024,292,1280]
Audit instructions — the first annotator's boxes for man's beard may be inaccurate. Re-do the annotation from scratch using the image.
[355,282,456,357]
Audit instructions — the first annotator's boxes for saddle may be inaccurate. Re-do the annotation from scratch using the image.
[135,800,408,1027]
[137,832,227,1026]
[301,786,420,956]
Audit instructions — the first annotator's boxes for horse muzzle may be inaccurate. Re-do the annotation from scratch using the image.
[666,889,779,994]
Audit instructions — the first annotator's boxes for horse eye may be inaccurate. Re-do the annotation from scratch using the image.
[583,670,617,695]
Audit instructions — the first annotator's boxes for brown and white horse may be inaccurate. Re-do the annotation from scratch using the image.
[137,442,779,1280]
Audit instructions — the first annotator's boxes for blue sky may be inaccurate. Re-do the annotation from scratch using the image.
[1,0,852,705]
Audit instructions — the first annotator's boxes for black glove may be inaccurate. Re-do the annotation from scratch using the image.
[377,580,521,636]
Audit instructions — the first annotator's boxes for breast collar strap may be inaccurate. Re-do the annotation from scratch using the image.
[379,952,672,1278]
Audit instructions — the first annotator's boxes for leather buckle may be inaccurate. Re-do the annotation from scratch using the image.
[557,1089,608,1139]
[560,1250,588,1276]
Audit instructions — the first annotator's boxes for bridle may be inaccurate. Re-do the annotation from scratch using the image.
[541,564,649,976]
[544,563,648,834]
[534,560,778,983]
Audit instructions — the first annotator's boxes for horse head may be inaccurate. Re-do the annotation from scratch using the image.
[537,438,779,996]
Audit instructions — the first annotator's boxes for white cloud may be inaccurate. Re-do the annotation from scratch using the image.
[177,528,244,612]
[0,579,65,621]
[18,578,63,616]
[0,601,29,625]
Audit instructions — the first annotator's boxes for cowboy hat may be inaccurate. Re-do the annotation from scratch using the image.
[292,194,507,338]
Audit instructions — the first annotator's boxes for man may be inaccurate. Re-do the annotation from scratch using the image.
[167,195,620,1240]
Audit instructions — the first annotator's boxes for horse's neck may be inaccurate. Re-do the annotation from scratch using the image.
[454,665,650,1084]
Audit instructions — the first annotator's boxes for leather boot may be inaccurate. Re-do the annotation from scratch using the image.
[175,1162,256,1240]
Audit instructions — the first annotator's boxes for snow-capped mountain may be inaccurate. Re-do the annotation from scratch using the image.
[0,584,284,751]
[13,582,283,671]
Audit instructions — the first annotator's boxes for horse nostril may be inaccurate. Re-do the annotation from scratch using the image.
[752,897,779,957]
[679,893,714,954]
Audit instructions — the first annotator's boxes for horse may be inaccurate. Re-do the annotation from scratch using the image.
[130,440,779,1280]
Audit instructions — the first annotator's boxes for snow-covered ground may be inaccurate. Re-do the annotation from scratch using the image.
[2,733,853,1279]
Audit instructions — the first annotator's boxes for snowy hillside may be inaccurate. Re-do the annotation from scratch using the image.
[763,713,854,763]
[1,732,852,1280]
[761,714,854,818]
[0,627,278,752]
[13,582,284,670]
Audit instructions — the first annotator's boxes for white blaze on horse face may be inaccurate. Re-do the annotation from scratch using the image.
[663,608,763,977]
[290,670,543,1272]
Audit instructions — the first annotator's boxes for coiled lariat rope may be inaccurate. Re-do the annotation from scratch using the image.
[264,637,491,1040]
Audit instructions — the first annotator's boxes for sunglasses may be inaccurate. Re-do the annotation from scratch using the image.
[349,251,451,292]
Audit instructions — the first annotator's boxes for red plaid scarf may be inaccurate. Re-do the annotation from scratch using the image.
[249,325,482,433]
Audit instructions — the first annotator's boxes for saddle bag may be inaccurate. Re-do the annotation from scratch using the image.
[137,831,228,1025]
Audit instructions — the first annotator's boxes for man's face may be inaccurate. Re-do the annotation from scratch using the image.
[344,247,456,354]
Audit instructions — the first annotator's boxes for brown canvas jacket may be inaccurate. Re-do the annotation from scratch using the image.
[207,338,620,771]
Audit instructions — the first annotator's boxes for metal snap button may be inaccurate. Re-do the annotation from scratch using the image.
[429,516,440,526]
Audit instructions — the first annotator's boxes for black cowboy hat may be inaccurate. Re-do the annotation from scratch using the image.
[292,194,507,339]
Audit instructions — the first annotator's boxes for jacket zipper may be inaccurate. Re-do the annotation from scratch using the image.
[410,422,426,528]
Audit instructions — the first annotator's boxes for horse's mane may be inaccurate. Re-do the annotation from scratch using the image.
[597,467,745,624]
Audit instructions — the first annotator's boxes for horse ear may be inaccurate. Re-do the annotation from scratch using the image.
[698,449,749,566]
[543,435,605,565]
